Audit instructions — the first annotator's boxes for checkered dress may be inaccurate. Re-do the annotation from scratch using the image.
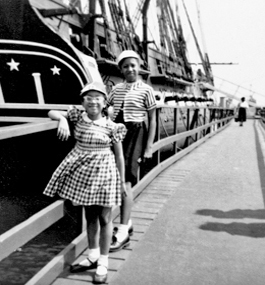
[43,107,126,206]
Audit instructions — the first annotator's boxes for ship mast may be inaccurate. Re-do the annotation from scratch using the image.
[194,0,213,84]
[82,0,115,60]
[142,0,151,63]
[163,0,191,78]
[175,0,193,79]
[88,0,97,53]
[98,0,115,60]
[156,0,172,75]
[108,0,132,51]
[122,0,148,67]
[181,0,213,84]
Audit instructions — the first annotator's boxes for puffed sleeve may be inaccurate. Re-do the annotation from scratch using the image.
[145,85,157,111]
[111,123,127,143]
[67,106,82,125]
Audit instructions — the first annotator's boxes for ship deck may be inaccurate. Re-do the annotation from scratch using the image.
[46,118,265,285]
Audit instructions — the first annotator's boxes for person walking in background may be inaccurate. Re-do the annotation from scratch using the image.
[105,80,115,95]
[43,82,126,284]
[105,80,115,120]
[237,97,249,126]
[107,50,157,252]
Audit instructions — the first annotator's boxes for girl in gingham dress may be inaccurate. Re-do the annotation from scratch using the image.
[43,81,126,284]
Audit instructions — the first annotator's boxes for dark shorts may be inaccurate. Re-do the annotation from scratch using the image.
[123,121,147,186]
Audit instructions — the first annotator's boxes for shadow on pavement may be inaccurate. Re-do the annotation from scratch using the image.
[199,222,265,238]
[196,209,265,219]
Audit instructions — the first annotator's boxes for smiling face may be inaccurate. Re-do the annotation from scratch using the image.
[120,57,140,83]
[81,90,106,120]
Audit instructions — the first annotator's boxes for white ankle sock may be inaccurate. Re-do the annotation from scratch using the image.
[128,219,132,228]
[96,255,108,275]
[116,224,129,242]
[87,247,100,263]
[79,248,99,266]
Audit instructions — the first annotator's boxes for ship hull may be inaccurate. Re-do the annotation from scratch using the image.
[0,1,214,283]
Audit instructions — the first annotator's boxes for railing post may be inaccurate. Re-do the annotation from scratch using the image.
[186,108,190,145]
[225,109,228,125]
[187,108,190,130]
[195,108,198,141]
[212,108,216,131]
[203,107,206,136]
[217,109,219,129]
[173,107,178,153]
[155,107,161,165]
[188,108,199,143]
[206,108,211,134]
[183,107,190,148]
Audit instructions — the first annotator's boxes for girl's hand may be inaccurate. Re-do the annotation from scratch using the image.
[143,145,153,159]
[121,181,128,197]
[57,118,70,141]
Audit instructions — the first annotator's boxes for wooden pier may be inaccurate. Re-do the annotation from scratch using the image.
[48,118,265,285]
[0,105,238,284]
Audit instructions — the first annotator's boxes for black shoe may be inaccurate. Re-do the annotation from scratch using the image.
[70,258,97,273]
[109,235,130,252]
[113,225,134,236]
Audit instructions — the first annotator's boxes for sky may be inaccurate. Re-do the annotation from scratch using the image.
[182,0,265,106]
[98,0,265,105]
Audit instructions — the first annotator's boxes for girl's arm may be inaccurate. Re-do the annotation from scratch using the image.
[48,110,70,141]
[144,108,156,158]
[113,141,127,196]
[107,106,114,120]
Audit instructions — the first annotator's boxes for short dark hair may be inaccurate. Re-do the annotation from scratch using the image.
[106,80,115,86]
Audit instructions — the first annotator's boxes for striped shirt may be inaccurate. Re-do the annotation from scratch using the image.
[107,80,157,122]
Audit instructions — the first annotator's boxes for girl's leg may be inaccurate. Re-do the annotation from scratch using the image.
[98,206,113,255]
[109,182,132,252]
[85,205,100,250]
[94,206,112,283]
[70,205,100,273]
[120,182,133,226]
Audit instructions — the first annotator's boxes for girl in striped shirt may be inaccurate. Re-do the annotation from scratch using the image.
[107,50,157,252]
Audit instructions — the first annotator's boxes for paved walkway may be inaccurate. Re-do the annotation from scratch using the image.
[53,119,265,285]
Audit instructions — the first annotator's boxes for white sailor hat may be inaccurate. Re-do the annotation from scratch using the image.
[117,50,140,67]
[80,81,107,99]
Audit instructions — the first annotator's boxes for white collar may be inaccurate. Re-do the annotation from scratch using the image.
[124,79,142,89]
[82,112,107,126]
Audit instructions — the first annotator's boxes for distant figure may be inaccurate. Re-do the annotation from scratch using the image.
[196,68,207,82]
[237,97,249,126]
[105,80,115,95]
[106,80,115,119]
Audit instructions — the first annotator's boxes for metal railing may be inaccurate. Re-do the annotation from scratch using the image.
[0,104,234,284]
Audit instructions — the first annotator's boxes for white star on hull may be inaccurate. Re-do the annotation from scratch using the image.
[7,58,20,71]
[51,65,61,75]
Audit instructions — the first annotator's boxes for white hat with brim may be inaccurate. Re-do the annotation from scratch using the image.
[80,81,107,99]
[117,50,140,67]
